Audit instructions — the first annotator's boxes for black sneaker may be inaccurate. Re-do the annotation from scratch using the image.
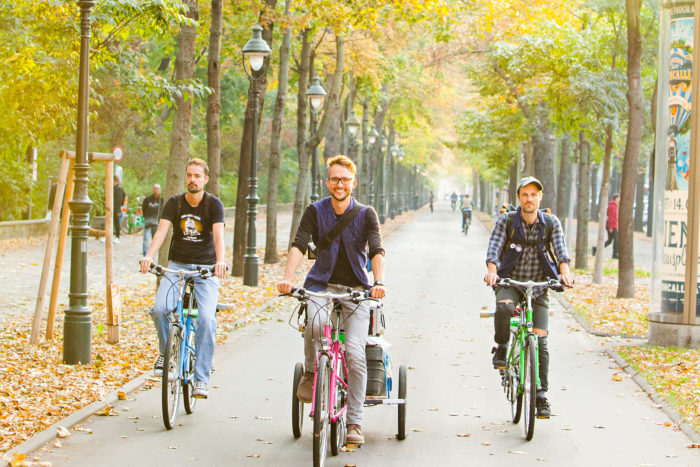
[591,246,597,257]
[491,345,507,369]
[536,396,551,419]
[153,354,164,376]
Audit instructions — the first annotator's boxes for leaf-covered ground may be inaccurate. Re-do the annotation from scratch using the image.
[0,210,417,456]
[565,271,649,337]
[617,346,700,433]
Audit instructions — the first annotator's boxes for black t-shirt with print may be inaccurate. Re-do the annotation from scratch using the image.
[161,193,225,265]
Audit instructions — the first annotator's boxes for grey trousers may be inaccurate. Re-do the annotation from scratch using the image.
[304,283,370,426]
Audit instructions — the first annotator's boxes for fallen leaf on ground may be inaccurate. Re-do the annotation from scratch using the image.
[456,433,471,437]
[56,427,70,438]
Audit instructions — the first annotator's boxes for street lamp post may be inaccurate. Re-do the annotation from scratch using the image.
[378,135,388,223]
[345,110,361,159]
[414,165,420,209]
[306,76,327,202]
[397,147,405,214]
[242,25,271,287]
[389,143,398,220]
[366,124,379,207]
[64,0,96,364]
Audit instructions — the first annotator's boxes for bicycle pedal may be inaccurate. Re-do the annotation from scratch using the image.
[536,415,550,419]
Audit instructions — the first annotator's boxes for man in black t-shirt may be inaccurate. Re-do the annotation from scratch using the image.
[139,158,226,399]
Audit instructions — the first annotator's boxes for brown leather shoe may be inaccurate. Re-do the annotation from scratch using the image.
[296,372,314,403]
[346,424,365,445]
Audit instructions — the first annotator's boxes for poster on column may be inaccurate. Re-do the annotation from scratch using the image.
[662,4,698,314]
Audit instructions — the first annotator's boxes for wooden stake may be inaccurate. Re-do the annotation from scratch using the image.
[30,153,70,344]
[105,161,119,343]
[46,159,75,339]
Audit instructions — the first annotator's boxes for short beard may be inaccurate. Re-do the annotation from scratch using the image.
[187,185,201,194]
[331,191,350,202]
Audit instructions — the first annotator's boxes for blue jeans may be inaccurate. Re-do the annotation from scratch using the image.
[142,222,158,256]
[149,261,220,384]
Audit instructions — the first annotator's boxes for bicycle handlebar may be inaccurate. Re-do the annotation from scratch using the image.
[495,278,571,289]
[280,287,379,303]
[146,263,215,279]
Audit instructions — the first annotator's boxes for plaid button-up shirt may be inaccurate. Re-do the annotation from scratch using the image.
[486,212,570,297]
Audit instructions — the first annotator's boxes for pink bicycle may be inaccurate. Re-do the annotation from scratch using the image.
[283,288,407,467]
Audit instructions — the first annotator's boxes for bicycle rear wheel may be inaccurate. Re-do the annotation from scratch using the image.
[330,358,346,456]
[292,362,304,439]
[162,325,182,430]
[397,365,407,440]
[522,334,537,440]
[182,330,197,414]
[509,339,523,424]
[313,355,330,467]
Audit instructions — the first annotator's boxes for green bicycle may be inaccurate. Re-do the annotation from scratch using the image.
[496,278,564,441]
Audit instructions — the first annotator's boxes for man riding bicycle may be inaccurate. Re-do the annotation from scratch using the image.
[139,158,226,399]
[483,177,573,419]
[278,155,386,446]
[449,191,458,210]
[460,193,473,231]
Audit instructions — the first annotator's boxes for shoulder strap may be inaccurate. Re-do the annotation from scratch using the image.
[500,212,517,258]
[316,204,363,253]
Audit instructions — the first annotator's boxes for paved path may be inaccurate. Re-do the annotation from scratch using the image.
[31,203,698,466]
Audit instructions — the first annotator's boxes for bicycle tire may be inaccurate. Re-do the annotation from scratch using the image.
[330,358,346,456]
[292,362,304,439]
[397,365,407,440]
[182,330,197,414]
[313,354,330,467]
[162,325,182,430]
[510,339,523,424]
[522,334,537,440]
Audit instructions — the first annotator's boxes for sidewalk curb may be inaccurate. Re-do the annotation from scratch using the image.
[552,293,700,443]
[604,347,700,444]
[4,208,417,461]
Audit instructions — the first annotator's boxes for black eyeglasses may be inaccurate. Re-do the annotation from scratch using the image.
[328,177,354,185]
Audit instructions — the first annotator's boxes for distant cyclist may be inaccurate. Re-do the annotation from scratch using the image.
[449,191,458,211]
[484,177,573,419]
[139,158,226,400]
[429,190,434,213]
[460,193,474,232]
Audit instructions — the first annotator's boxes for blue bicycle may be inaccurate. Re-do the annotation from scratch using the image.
[148,264,215,430]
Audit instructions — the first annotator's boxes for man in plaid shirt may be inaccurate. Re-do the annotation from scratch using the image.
[484,177,574,418]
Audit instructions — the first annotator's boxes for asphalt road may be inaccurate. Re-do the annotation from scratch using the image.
[31,204,699,466]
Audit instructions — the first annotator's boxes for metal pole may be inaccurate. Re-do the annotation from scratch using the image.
[369,141,375,207]
[378,142,386,224]
[64,0,95,364]
[243,76,261,287]
[310,111,320,202]
[389,153,396,220]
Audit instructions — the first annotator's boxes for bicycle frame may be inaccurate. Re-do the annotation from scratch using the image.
[171,275,197,387]
[310,304,349,424]
[507,282,540,395]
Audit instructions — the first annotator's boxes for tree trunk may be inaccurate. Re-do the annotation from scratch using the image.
[593,124,614,284]
[617,0,642,298]
[289,34,345,248]
[479,177,487,212]
[264,0,292,264]
[359,98,370,203]
[575,130,590,269]
[590,162,599,221]
[206,0,223,198]
[533,103,556,211]
[508,159,518,206]
[634,159,646,231]
[287,29,312,250]
[232,5,276,275]
[158,0,198,265]
[557,133,571,217]
[473,170,480,210]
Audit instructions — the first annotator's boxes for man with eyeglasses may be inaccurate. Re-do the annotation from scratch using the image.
[278,155,386,445]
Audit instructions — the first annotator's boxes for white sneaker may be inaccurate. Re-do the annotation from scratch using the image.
[113,238,120,244]
[153,354,164,376]
[193,381,208,399]
[99,237,106,243]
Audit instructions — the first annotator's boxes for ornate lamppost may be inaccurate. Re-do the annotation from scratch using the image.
[389,143,399,219]
[345,110,361,159]
[397,147,405,214]
[242,25,271,287]
[306,76,327,202]
[366,124,379,206]
[64,0,96,364]
[378,135,388,223]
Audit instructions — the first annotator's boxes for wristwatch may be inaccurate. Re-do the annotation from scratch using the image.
[373,280,385,287]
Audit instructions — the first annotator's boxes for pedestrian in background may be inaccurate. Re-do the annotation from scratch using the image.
[592,193,619,259]
[113,175,127,244]
[142,183,163,255]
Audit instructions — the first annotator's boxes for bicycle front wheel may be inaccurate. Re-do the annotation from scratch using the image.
[313,354,330,467]
[522,334,537,440]
[330,358,346,456]
[162,325,183,430]
[182,330,197,415]
[509,339,523,424]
